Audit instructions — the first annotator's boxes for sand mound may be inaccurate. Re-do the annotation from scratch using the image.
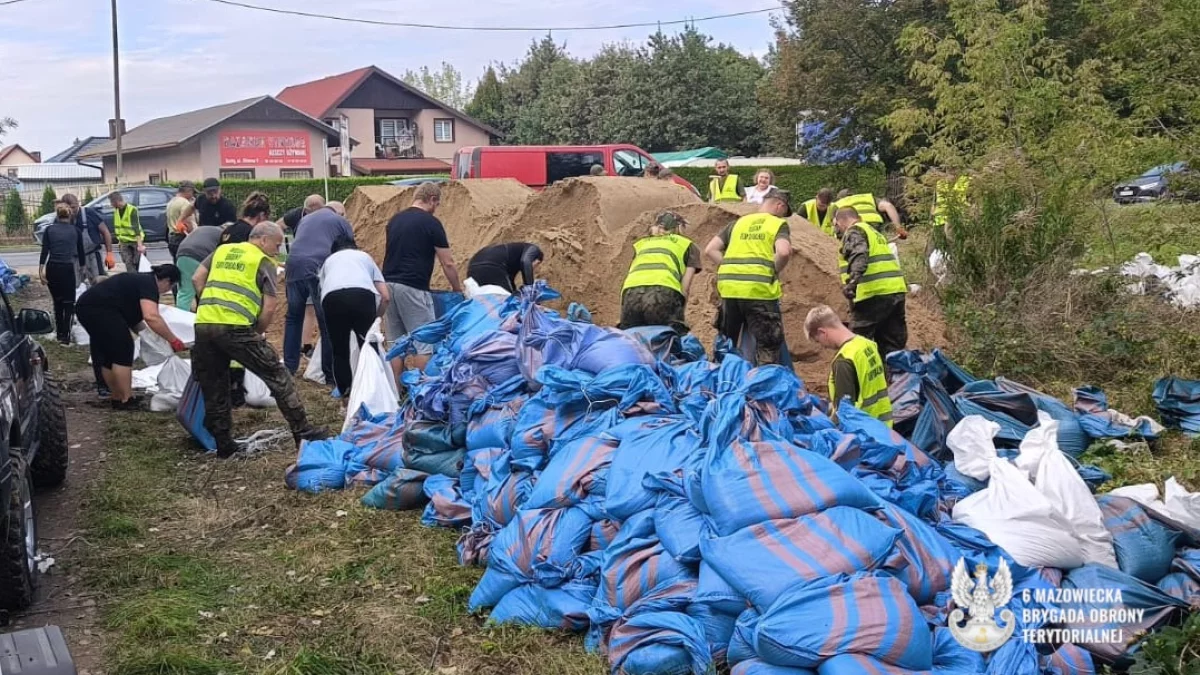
[345,179,535,264]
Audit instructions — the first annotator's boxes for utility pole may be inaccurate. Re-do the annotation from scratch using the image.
[110,0,123,184]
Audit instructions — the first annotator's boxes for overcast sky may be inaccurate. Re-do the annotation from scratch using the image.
[0,0,780,157]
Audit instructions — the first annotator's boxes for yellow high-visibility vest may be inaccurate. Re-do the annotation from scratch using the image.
[838,222,907,302]
[833,193,884,226]
[933,176,971,227]
[709,175,742,203]
[803,198,835,236]
[196,243,267,327]
[112,204,140,243]
[829,334,893,426]
[622,234,694,294]
[716,213,786,300]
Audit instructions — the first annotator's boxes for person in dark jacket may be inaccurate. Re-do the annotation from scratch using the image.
[39,202,86,344]
[466,242,544,293]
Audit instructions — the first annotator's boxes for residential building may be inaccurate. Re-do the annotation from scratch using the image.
[278,65,499,176]
[46,136,109,167]
[4,163,103,198]
[0,144,40,166]
[81,96,345,183]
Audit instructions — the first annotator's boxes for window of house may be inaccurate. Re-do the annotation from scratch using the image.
[376,118,413,158]
[546,151,604,184]
[280,169,314,179]
[434,119,455,143]
[5,169,15,179]
[148,173,161,185]
[219,169,255,180]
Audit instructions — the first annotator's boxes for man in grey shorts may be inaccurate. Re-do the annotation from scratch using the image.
[380,182,463,377]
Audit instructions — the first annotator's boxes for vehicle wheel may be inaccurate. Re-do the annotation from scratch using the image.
[0,461,38,611]
[30,374,68,489]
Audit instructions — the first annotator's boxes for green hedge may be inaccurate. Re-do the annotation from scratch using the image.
[673,164,886,202]
[167,175,448,213]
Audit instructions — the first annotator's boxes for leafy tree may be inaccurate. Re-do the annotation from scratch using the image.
[82,187,95,203]
[0,116,14,139]
[401,62,474,110]
[4,190,26,234]
[465,66,504,129]
[38,185,57,217]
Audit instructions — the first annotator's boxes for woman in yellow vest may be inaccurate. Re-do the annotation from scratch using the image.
[704,187,795,366]
[619,211,702,333]
[708,159,744,203]
[191,221,331,458]
[109,191,145,272]
[804,304,893,426]
[833,207,909,360]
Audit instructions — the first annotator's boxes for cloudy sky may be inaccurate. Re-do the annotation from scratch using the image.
[0,0,781,157]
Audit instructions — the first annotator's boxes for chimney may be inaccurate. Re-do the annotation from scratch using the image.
[30,151,41,163]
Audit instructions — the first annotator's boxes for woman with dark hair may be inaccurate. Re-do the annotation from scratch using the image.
[466,242,544,293]
[76,264,187,408]
[39,201,86,344]
[318,235,391,397]
[220,191,272,245]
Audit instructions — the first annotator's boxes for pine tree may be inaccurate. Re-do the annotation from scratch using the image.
[4,190,27,234]
[38,185,57,217]
[82,187,95,203]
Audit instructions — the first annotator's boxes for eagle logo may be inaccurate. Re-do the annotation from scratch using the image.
[949,557,1016,653]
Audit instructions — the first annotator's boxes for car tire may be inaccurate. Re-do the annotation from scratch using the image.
[0,460,38,611]
[30,374,68,489]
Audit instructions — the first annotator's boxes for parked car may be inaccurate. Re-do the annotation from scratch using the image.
[32,186,177,245]
[451,144,701,197]
[1113,162,1190,204]
[389,177,449,187]
[0,294,67,611]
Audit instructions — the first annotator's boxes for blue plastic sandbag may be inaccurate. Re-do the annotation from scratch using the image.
[607,611,713,675]
[1153,376,1200,434]
[284,439,354,493]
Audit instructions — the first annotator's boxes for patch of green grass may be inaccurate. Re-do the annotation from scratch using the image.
[112,646,244,675]
[1080,434,1200,490]
[264,648,395,675]
[1082,201,1200,269]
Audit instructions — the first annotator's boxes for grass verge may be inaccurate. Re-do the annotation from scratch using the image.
[77,378,606,675]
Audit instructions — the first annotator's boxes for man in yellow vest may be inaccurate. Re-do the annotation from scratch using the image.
[833,189,905,235]
[802,187,836,236]
[619,211,702,333]
[804,304,893,426]
[705,187,794,366]
[834,207,908,360]
[708,159,744,204]
[191,221,331,458]
[109,191,145,272]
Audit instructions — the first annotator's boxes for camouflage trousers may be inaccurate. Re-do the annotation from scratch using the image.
[718,298,785,367]
[619,286,689,334]
[192,324,313,452]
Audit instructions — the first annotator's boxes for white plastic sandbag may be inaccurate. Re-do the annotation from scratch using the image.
[244,370,276,408]
[150,356,192,412]
[1164,477,1200,528]
[303,338,325,384]
[1015,411,1059,477]
[1030,419,1118,569]
[139,305,196,366]
[953,457,1086,569]
[341,336,399,433]
[131,362,166,392]
[1110,483,1161,506]
[138,255,151,273]
[948,415,1000,481]
[71,283,91,346]
[464,277,512,299]
[348,320,391,388]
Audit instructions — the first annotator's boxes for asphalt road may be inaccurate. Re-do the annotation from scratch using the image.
[1,243,172,272]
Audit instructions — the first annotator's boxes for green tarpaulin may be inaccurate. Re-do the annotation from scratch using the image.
[651,147,727,164]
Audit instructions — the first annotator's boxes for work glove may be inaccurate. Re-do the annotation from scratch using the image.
[843,284,858,302]
[169,338,187,353]
[105,252,116,270]
[895,225,909,240]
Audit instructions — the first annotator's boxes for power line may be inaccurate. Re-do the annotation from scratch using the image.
[193,0,782,32]
[0,0,40,6]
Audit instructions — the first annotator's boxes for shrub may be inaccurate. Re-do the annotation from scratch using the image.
[166,176,446,213]
[673,163,886,203]
[38,185,57,217]
[82,186,95,203]
[3,190,26,234]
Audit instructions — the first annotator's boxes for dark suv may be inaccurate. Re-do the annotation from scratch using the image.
[0,292,67,611]
[32,186,177,245]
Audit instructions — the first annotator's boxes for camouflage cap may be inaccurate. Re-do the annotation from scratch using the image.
[656,211,687,231]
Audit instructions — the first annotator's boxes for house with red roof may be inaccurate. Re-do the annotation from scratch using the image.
[278,65,498,176]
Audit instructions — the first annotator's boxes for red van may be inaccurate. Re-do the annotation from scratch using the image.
[451,144,700,196]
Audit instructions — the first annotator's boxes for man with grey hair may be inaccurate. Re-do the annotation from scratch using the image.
[192,221,331,458]
[283,201,356,381]
[382,182,463,377]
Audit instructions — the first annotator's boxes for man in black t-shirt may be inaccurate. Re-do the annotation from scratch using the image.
[467,242,544,293]
[381,182,463,375]
[277,194,326,236]
[183,178,238,227]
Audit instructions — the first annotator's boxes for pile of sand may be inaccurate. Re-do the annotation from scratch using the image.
[285,176,945,391]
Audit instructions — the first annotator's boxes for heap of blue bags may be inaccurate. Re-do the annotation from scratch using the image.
[285,283,1198,675]
[0,256,29,294]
